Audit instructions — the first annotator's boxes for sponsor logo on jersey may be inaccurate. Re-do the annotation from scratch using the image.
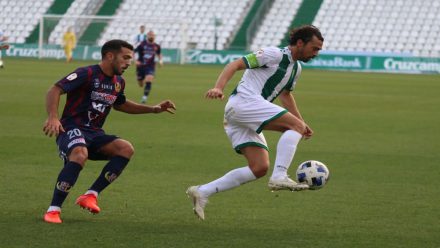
[94,79,100,88]
[66,73,78,81]
[143,54,153,60]
[101,84,113,90]
[92,102,107,113]
[91,91,117,104]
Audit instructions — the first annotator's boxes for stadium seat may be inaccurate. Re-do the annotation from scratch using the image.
[0,0,54,43]
[250,0,302,51]
[313,0,440,57]
[2,0,438,58]
[98,0,253,50]
[48,0,106,46]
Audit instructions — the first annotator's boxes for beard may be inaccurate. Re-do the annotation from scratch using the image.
[299,54,316,63]
[112,64,122,75]
[148,38,154,42]
[300,57,311,63]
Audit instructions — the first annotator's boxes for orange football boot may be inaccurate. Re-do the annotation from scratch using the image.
[75,194,101,214]
[43,211,62,224]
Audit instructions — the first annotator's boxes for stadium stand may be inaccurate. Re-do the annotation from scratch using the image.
[313,0,440,57]
[25,0,72,44]
[279,0,323,46]
[1,0,439,58]
[79,0,122,45]
[229,0,265,50]
[48,0,105,45]
[249,0,302,51]
[0,0,54,43]
[98,0,253,50]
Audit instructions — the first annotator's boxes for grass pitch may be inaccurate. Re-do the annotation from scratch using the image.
[0,58,439,248]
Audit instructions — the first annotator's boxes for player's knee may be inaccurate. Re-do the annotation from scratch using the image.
[250,161,269,178]
[68,146,88,166]
[290,120,306,134]
[253,165,269,178]
[119,141,135,158]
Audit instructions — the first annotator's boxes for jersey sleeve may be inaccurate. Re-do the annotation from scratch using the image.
[114,93,126,106]
[156,44,161,55]
[242,47,281,69]
[289,62,302,91]
[55,67,89,92]
[135,44,143,62]
[113,78,126,106]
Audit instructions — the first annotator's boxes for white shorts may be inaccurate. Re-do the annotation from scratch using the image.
[223,93,287,153]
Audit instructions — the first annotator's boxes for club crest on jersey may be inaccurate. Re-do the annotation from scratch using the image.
[66,73,77,81]
[115,82,121,92]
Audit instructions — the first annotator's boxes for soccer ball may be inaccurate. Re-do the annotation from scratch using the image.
[296,160,330,190]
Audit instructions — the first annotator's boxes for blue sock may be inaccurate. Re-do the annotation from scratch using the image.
[50,161,82,207]
[144,82,152,97]
[89,156,129,193]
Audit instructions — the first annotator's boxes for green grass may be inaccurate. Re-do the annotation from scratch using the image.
[0,58,439,248]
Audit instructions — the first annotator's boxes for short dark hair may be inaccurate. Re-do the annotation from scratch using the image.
[101,39,134,58]
[289,25,324,46]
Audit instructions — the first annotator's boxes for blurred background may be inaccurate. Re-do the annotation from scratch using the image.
[1,0,439,72]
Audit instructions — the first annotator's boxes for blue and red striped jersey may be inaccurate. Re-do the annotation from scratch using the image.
[135,41,161,67]
[55,64,126,131]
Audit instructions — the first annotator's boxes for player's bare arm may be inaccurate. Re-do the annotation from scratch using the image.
[114,99,176,114]
[279,90,313,139]
[158,54,163,67]
[205,58,247,100]
[43,85,65,137]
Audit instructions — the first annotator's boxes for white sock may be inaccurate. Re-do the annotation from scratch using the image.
[198,166,257,197]
[47,206,61,213]
[270,130,302,180]
[85,190,98,197]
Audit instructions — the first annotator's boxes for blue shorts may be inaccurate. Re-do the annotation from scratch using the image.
[136,66,155,81]
[56,127,118,162]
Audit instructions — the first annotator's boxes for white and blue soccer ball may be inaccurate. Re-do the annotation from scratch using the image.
[296,160,330,190]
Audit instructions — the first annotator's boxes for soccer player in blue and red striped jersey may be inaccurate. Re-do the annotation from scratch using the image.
[135,30,163,103]
[42,39,176,224]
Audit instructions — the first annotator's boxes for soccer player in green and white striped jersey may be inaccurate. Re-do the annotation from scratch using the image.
[133,25,147,47]
[187,25,324,220]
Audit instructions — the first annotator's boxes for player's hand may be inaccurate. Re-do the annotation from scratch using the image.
[43,118,65,137]
[153,100,176,114]
[303,125,313,140]
[205,88,224,100]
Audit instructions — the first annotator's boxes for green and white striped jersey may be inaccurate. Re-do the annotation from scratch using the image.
[234,47,302,102]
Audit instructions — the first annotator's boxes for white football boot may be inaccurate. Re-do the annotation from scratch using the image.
[186,186,208,220]
[268,176,309,191]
